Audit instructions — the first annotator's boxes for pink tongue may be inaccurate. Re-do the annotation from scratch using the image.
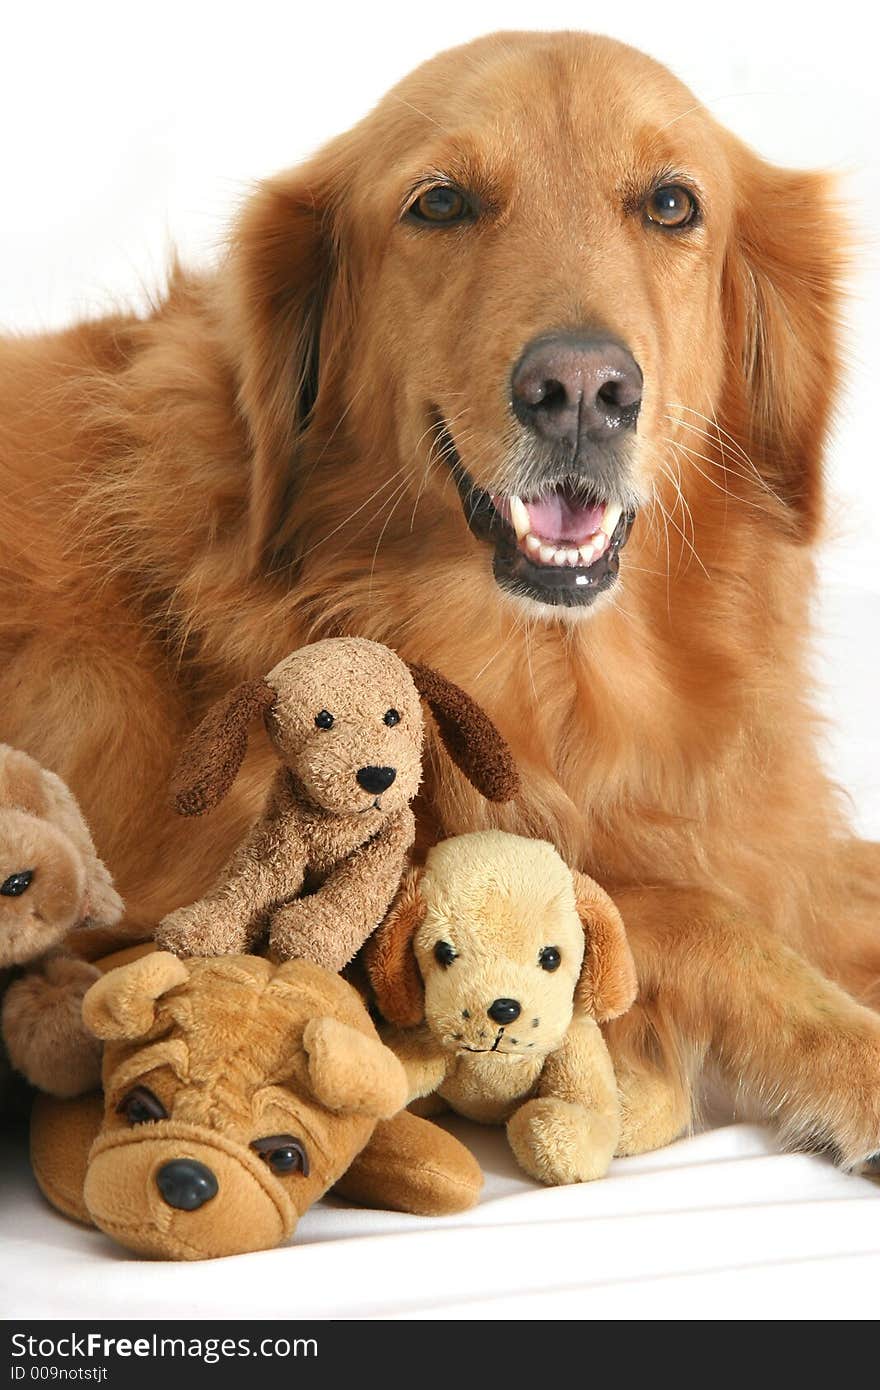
[525,495,604,544]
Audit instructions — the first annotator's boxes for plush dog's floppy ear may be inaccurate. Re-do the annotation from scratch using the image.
[407,664,519,804]
[363,869,427,1028]
[720,146,845,541]
[171,679,277,816]
[83,951,190,1042]
[303,1016,407,1118]
[0,745,51,819]
[571,872,637,1023]
[224,144,355,572]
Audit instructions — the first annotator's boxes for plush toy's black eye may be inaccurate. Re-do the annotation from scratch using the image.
[117,1086,168,1125]
[384,709,400,727]
[434,941,457,967]
[538,946,561,972]
[0,869,34,897]
[314,710,335,730]
[251,1134,310,1176]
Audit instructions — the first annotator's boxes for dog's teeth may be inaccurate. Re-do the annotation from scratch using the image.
[509,494,531,541]
[525,532,542,554]
[579,543,595,564]
[552,549,569,567]
[539,544,556,564]
[601,502,623,538]
[565,548,579,566]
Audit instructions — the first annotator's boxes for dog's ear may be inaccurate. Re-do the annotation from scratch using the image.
[407,664,519,804]
[720,146,846,540]
[171,679,277,816]
[302,1016,407,1118]
[571,872,637,1023]
[363,869,428,1027]
[0,745,51,819]
[224,145,355,571]
[83,951,190,1042]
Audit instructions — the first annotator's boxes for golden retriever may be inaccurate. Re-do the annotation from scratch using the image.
[1,31,878,1167]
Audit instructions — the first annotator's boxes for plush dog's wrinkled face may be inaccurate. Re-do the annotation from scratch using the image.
[0,811,86,966]
[412,833,586,1056]
[266,638,424,818]
[83,954,406,1260]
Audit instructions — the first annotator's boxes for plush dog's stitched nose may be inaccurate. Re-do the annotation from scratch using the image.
[487,998,521,1025]
[356,766,397,794]
[156,1159,218,1211]
[511,333,642,447]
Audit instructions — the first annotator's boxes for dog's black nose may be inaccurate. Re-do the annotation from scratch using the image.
[156,1159,218,1211]
[356,766,397,795]
[512,333,642,448]
[487,998,521,1025]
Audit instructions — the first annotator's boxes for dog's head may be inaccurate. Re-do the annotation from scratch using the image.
[365,830,637,1055]
[80,951,408,1260]
[170,637,518,818]
[226,31,843,620]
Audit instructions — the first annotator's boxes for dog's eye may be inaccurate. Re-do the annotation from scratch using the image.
[0,869,34,897]
[434,940,458,967]
[644,184,697,230]
[538,946,561,972]
[314,710,335,730]
[407,185,473,225]
[251,1134,310,1177]
[117,1086,168,1125]
[384,708,400,727]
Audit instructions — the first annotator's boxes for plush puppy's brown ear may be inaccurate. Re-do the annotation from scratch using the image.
[572,872,637,1023]
[83,952,190,1042]
[0,745,51,819]
[171,679,277,817]
[720,146,845,541]
[407,664,519,804]
[302,1017,407,1119]
[363,869,428,1027]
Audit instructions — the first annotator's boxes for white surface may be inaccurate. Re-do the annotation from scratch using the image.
[1,1,879,1322]
[2,587,878,1321]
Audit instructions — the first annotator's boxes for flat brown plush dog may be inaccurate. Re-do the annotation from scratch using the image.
[156,638,518,971]
[366,832,637,1185]
[32,949,482,1260]
[1,746,124,1099]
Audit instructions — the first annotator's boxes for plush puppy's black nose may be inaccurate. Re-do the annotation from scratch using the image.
[356,766,397,795]
[156,1159,218,1211]
[487,998,521,1025]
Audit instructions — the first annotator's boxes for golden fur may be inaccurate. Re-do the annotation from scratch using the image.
[1,32,879,1164]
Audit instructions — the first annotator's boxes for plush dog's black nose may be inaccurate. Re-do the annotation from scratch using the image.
[156,1159,218,1211]
[356,766,396,795]
[511,333,642,447]
[487,998,521,1025]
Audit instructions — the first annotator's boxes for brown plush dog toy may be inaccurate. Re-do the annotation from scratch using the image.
[1,746,124,1100]
[31,948,482,1260]
[366,831,638,1185]
[156,638,518,972]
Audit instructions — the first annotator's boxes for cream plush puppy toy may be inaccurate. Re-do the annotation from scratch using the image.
[365,830,637,1185]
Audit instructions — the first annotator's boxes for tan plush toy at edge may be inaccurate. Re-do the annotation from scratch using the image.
[0,745,124,1101]
[365,830,638,1186]
[31,948,483,1260]
[155,637,518,973]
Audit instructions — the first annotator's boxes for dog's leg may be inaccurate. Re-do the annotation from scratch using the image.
[613,885,880,1169]
[814,839,880,1009]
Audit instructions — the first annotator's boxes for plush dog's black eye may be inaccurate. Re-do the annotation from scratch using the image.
[539,947,561,972]
[0,869,34,897]
[407,185,473,225]
[117,1086,168,1125]
[434,941,457,967]
[384,709,400,727]
[251,1135,310,1176]
[644,184,697,230]
[314,710,334,730]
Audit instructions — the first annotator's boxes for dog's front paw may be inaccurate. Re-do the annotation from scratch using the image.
[155,901,248,957]
[268,901,350,972]
[507,1097,618,1185]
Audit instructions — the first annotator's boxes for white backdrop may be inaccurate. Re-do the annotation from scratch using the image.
[1,0,878,590]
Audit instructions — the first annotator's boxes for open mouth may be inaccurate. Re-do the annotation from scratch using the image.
[435,416,635,609]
